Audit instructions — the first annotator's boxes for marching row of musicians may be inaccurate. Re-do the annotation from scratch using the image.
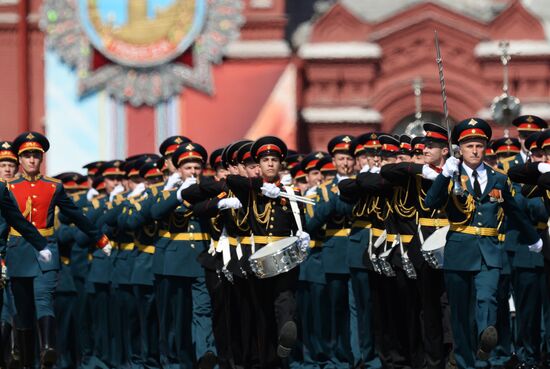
[1,115,550,369]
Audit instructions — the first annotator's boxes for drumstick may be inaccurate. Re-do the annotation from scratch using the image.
[279,192,316,205]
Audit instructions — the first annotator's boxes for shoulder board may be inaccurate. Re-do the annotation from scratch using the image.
[320,183,329,202]
[330,186,339,194]
[42,176,62,184]
[150,182,163,196]
[162,190,172,200]
[499,156,515,163]
[92,198,101,209]
[489,167,507,176]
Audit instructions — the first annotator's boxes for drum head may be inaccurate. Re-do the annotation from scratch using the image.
[250,237,298,260]
[421,225,449,252]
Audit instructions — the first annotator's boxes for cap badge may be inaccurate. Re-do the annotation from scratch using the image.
[468,119,477,126]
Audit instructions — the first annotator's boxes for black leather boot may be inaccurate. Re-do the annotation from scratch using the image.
[15,329,33,369]
[38,316,57,369]
[7,326,20,369]
[0,321,10,368]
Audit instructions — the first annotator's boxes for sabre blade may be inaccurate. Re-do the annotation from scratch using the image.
[434,31,453,153]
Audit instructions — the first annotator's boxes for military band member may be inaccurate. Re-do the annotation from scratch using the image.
[225,136,309,369]
[380,123,452,369]
[425,118,542,369]
[6,132,112,369]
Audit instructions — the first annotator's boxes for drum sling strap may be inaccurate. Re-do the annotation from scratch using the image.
[284,186,303,234]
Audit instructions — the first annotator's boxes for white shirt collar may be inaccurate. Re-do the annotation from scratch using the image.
[461,162,488,192]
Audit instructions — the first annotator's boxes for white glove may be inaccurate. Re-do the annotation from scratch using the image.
[442,156,460,178]
[218,197,242,210]
[38,248,52,263]
[163,172,182,191]
[109,184,125,202]
[528,238,543,253]
[369,166,380,174]
[336,175,349,183]
[86,187,99,201]
[422,165,439,181]
[360,164,370,173]
[102,242,113,257]
[297,231,311,252]
[281,173,292,186]
[176,177,197,202]
[261,183,281,198]
[128,182,146,198]
[1,263,7,281]
[538,163,550,174]
[305,186,317,197]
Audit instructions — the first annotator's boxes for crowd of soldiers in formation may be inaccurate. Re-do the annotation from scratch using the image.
[1,115,550,369]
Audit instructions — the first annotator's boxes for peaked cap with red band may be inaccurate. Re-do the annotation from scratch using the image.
[83,161,105,177]
[209,148,225,169]
[222,140,252,168]
[512,115,547,132]
[315,156,336,174]
[172,142,208,167]
[327,135,354,157]
[251,136,287,162]
[98,160,126,178]
[158,135,191,157]
[13,131,50,155]
[139,161,164,179]
[423,122,449,144]
[524,132,542,152]
[301,151,328,173]
[492,137,521,156]
[0,141,17,163]
[536,129,550,150]
[236,142,255,165]
[378,135,400,156]
[451,118,492,144]
[411,136,425,154]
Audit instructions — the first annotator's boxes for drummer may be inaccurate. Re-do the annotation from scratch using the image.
[225,136,310,369]
[424,118,542,369]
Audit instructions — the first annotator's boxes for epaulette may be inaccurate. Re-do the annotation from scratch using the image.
[319,183,329,202]
[330,185,339,194]
[150,182,163,196]
[43,176,62,184]
[92,198,101,209]
[161,190,172,200]
[489,167,507,176]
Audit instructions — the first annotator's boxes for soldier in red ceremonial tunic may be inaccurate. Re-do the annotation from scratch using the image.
[6,132,113,369]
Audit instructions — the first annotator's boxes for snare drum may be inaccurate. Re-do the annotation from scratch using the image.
[249,237,306,279]
[421,225,449,269]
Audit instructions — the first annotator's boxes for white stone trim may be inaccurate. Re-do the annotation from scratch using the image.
[0,12,18,23]
[477,102,550,120]
[225,40,291,59]
[302,107,382,123]
[298,42,382,60]
[475,40,550,57]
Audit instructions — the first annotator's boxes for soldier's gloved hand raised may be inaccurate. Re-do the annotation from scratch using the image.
[38,248,52,263]
[109,184,125,202]
[528,238,543,253]
[281,174,292,186]
[86,187,99,201]
[163,172,182,191]
[305,186,317,197]
[176,177,197,202]
[422,165,440,181]
[261,183,281,198]
[297,231,311,253]
[129,182,146,198]
[538,163,550,174]
[218,198,242,210]
[102,242,113,257]
[442,157,460,178]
